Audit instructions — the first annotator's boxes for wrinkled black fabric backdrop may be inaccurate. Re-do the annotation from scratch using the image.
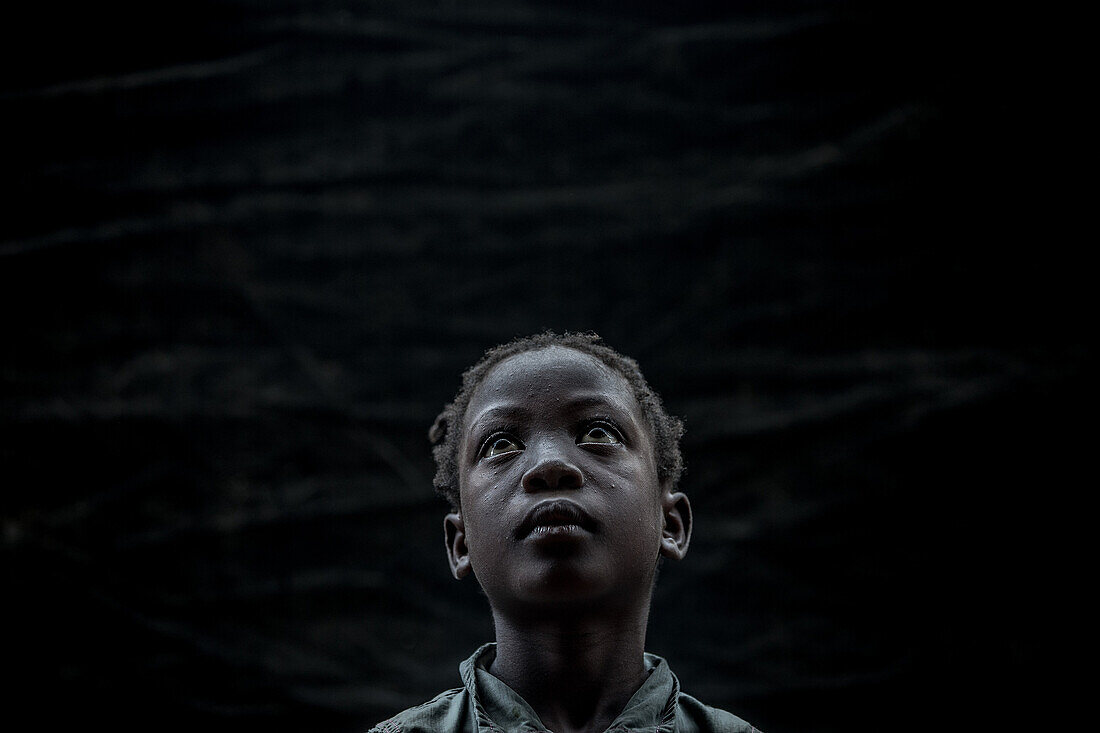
[2,3,1085,732]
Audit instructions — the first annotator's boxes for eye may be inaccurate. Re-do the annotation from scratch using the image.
[577,423,622,445]
[481,434,524,459]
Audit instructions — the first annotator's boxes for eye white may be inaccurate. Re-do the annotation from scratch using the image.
[483,436,522,458]
[578,425,620,444]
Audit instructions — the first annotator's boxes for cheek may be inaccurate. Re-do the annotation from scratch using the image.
[602,452,660,495]
[459,488,513,553]
[596,461,664,531]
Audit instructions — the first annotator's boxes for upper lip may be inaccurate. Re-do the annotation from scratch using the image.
[516,498,596,538]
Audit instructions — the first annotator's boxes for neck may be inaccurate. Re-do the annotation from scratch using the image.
[488,607,651,733]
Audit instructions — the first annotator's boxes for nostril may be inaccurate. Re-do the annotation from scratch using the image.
[522,459,583,492]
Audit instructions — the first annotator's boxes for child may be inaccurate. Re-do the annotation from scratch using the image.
[370,332,759,733]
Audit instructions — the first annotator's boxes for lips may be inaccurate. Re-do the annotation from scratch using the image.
[516,498,596,539]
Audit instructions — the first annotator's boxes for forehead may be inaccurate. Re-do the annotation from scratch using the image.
[463,346,641,431]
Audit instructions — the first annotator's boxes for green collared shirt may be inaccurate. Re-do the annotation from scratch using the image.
[369,644,759,733]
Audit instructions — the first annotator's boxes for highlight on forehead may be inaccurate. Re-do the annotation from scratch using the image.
[478,345,619,383]
[463,347,648,442]
[428,331,685,508]
[468,346,634,411]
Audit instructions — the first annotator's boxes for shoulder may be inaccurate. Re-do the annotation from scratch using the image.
[367,686,471,733]
[676,690,762,733]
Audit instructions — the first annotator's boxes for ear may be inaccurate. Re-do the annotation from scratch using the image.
[658,490,692,561]
[444,512,472,579]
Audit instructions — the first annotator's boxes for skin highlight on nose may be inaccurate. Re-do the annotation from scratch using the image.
[522,457,583,493]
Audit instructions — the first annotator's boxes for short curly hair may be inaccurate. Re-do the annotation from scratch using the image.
[428,331,684,509]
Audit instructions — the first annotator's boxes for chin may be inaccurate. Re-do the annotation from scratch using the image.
[517,563,632,610]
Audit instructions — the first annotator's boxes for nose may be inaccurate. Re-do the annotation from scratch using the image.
[521,445,583,493]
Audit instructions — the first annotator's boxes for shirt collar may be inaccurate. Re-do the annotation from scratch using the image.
[459,643,680,732]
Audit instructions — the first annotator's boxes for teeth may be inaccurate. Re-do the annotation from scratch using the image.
[532,523,580,534]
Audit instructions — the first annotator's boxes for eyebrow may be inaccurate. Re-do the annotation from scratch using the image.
[465,405,532,441]
[464,394,640,449]
[563,395,626,413]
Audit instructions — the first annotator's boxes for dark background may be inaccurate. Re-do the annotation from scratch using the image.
[2,2,1085,732]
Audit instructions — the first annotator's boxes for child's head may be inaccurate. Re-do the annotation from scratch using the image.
[430,332,692,615]
[429,331,685,510]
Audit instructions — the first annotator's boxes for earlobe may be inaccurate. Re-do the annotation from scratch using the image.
[659,491,692,561]
[444,512,472,579]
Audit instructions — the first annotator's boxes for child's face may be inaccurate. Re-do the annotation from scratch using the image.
[445,346,690,618]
